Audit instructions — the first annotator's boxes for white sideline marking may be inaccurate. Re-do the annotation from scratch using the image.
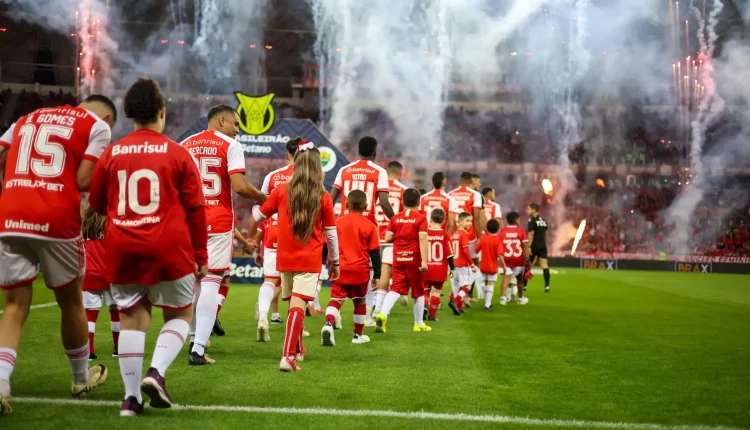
[12,397,745,430]
[0,302,56,315]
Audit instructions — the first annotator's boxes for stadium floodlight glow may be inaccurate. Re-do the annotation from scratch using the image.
[571,220,586,256]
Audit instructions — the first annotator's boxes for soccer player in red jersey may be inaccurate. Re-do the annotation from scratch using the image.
[474,219,507,311]
[425,208,455,321]
[372,160,407,320]
[249,141,340,372]
[181,104,265,366]
[89,78,208,416]
[81,198,120,360]
[330,136,394,225]
[375,188,431,333]
[482,187,504,229]
[255,138,300,339]
[498,212,530,306]
[448,212,477,315]
[321,190,381,346]
[0,93,116,414]
[420,172,460,233]
[450,172,486,302]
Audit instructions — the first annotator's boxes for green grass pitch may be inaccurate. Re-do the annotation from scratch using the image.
[1,269,749,429]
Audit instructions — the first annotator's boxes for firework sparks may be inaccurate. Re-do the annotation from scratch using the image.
[542,179,553,196]
[571,220,587,256]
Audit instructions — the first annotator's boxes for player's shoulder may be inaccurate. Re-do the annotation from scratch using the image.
[392,179,408,190]
[365,160,388,175]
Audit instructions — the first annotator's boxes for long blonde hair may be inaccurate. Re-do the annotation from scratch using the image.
[287,147,325,242]
[81,196,107,240]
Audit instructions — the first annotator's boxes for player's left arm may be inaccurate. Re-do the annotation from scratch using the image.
[321,194,340,280]
[378,190,395,219]
[419,227,429,273]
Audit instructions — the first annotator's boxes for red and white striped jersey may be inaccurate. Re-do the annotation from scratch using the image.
[181,130,245,235]
[333,159,389,225]
[419,189,460,231]
[484,200,503,222]
[375,179,407,242]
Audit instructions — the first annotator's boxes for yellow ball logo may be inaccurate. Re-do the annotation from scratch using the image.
[235,92,275,135]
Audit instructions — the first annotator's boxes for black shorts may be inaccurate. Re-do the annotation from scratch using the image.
[530,248,548,261]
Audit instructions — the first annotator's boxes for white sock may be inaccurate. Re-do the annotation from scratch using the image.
[192,274,221,355]
[151,319,189,376]
[374,290,387,314]
[325,305,339,324]
[217,292,227,309]
[189,279,201,341]
[258,281,276,321]
[484,285,494,307]
[111,321,120,334]
[381,291,401,317]
[413,296,425,324]
[366,285,375,314]
[118,330,145,402]
[64,344,90,385]
[87,321,96,334]
[0,347,17,396]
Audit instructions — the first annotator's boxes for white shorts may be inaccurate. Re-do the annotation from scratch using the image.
[208,232,233,273]
[381,245,393,266]
[83,290,115,309]
[319,264,329,281]
[505,266,525,277]
[453,267,473,288]
[469,240,479,259]
[263,249,280,279]
[481,272,498,283]
[280,272,318,301]
[111,273,195,311]
[0,237,84,289]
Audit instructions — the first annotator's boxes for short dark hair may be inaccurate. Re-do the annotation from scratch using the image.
[286,136,303,156]
[482,187,494,197]
[387,160,402,174]
[358,136,378,158]
[432,172,446,189]
[347,189,368,212]
[506,211,520,225]
[430,207,446,224]
[403,188,421,207]
[123,78,164,125]
[528,203,540,212]
[460,172,473,182]
[486,218,500,234]
[83,94,117,123]
[207,104,236,121]
[418,188,427,195]
[458,212,472,222]
[471,173,481,180]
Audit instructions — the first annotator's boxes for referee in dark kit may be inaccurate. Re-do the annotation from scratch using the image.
[526,203,551,292]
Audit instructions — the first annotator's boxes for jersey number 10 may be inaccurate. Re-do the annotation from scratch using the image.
[117,169,160,216]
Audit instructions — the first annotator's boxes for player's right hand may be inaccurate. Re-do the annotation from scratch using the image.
[329,264,340,281]
[420,261,428,273]
[254,253,263,265]
[196,264,209,280]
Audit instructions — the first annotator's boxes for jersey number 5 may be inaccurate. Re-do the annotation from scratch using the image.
[199,157,222,197]
[117,169,160,216]
[16,124,71,178]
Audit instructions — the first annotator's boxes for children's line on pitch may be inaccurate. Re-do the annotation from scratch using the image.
[0,302,56,315]
[12,397,746,430]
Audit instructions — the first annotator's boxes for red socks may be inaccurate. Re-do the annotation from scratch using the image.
[353,303,366,336]
[86,309,99,323]
[429,295,441,318]
[454,287,470,311]
[283,308,305,358]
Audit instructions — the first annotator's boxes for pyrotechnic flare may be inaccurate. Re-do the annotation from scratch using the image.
[571,220,586,256]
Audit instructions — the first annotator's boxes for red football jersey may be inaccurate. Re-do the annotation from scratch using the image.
[333,159,389,224]
[82,239,107,291]
[180,130,246,235]
[259,216,278,250]
[260,164,293,251]
[0,106,111,241]
[498,225,529,268]
[259,183,336,273]
[451,228,473,267]
[375,179,407,241]
[336,212,380,285]
[426,227,453,282]
[484,200,503,222]
[89,129,208,285]
[475,234,503,274]
[387,209,428,264]
[449,186,483,241]
[419,189,461,231]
